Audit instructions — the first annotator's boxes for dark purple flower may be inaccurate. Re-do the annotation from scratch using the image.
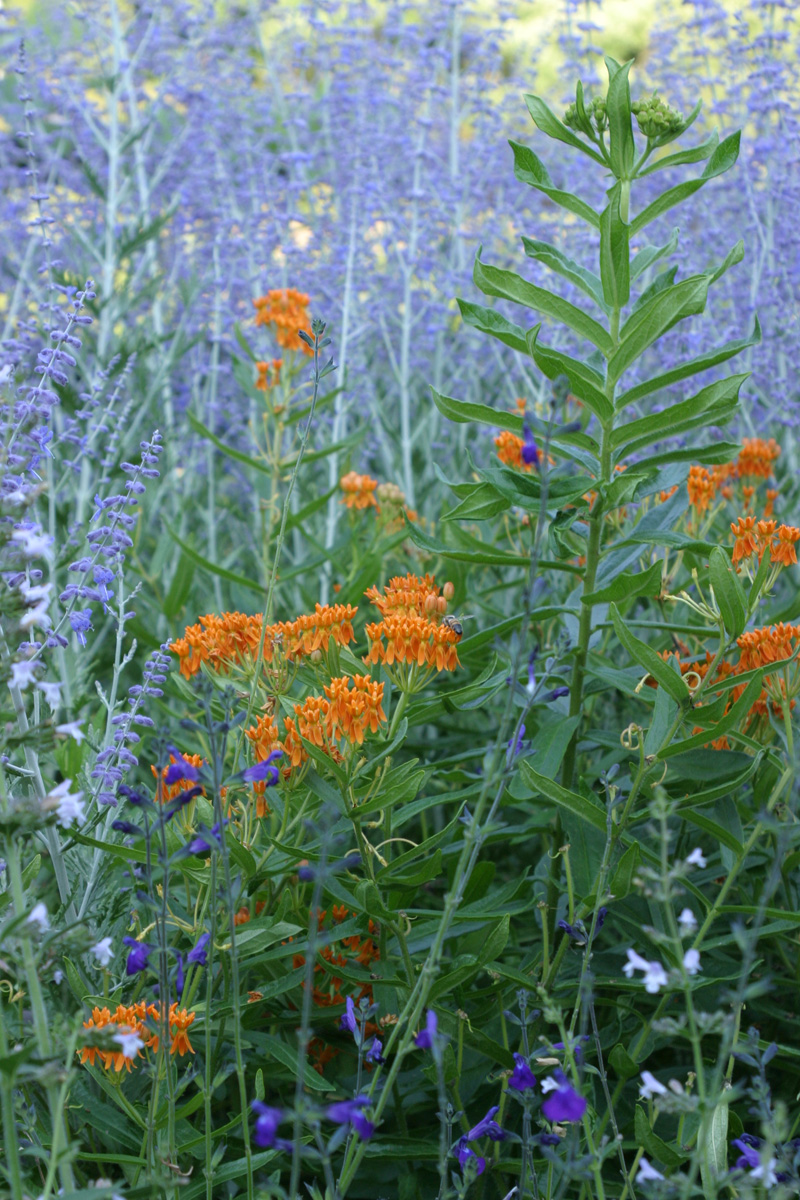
[453,1136,486,1176]
[508,1052,536,1092]
[366,1037,385,1065]
[340,995,358,1036]
[414,1009,438,1050]
[175,951,185,1000]
[188,932,210,966]
[536,1132,561,1147]
[165,756,200,786]
[507,724,525,764]
[521,424,539,467]
[297,862,315,882]
[118,784,150,807]
[541,1071,587,1123]
[543,685,570,702]
[595,906,607,931]
[242,749,282,786]
[123,936,151,976]
[558,918,587,944]
[185,821,226,856]
[252,1101,284,1148]
[111,819,141,836]
[466,1105,505,1142]
[326,1095,374,1141]
[733,1138,761,1170]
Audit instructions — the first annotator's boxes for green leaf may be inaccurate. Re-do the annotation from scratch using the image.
[605,58,635,178]
[609,276,710,384]
[609,842,640,901]
[599,182,630,308]
[509,140,600,227]
[430,386,523,433]
[630,264,677,315]
[474,251,614,355]
[187,409,271,474]
[630,227,680,280]
[523,94,607,164]
[519,761,606,832]
[526,328,614,423]
[630,131,741,235]
[584,560,663,605]
[639,130,719,176]
[609,603,690,703]
[428,915,510,1001]
[699,1096,729,1197]
[442,482,510,522]
[679,808,743,856]
[164,520,264,595]
[609,1043,640,1080]
[612,373,747,443]
[658,672,766,759]
[404,514,529,567]
[635,1105,688,1170]
[616,317,761,408]
[162,551,195,620]
[521,237,608,312]
[456,298,530,353]
[708,546,747,638]
[381,848,442,890]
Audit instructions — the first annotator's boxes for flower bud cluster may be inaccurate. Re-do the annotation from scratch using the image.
[563,95,608,134]
[631,93,684,138]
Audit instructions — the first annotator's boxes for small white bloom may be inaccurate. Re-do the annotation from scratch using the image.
[19,599,52,632]
[35,680,62,708]
[683,948,701,975]
[53,969,64,984]
[27,902,49,931]
[91,937,114,967]
[11,527,53,560]
[636,1157,664,1183]
[623,948,668,994]
[540,1076,558,1094]
[114,1027,144,1059]
[47,779,86,829]
[639,1070,668,1100]
[678,908,697,935]
[56,721,86,745]
[10,660,38,690]
[750,1159,778,1187]
[686,847,707,868]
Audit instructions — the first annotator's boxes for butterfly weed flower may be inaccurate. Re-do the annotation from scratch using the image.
[340,471,379,510]
[253,288,313,355]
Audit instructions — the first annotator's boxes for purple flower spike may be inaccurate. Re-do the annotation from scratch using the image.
[521,424,539,467]
[340,995,358,1036]
[187,932,210,966]
[508,1052,536,1092]
[414,1008,438,1050]
[122,936,151,976]
[541,1070,587,1123]
[366,1036,385,1065]
[243,749,283,786]
[466,1105,505,1142]
[326,1095,374,1141]
[454,1136,486,1176]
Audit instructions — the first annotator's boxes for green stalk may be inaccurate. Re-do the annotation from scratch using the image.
[0,992,24,1200]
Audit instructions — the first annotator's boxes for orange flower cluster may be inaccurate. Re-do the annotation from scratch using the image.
[293,905,380,1011]
[731,517,800,567]
[151,752,204,802]
[253,288,313,355]
[494,430,532,472]
[736,623,800,672]
[282,676,387,767]
[738,437,780,480]
[340,471,379,510]
[364,573,460,673]
[171,605,357,679]
[79,1002,196,1072]
[255,358,282,390]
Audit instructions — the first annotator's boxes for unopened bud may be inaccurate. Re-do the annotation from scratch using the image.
[436,596,447,615]
[442,581,455,601]
[424,594,437,614]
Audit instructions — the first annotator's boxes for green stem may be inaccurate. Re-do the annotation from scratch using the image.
[0,992,24,1200]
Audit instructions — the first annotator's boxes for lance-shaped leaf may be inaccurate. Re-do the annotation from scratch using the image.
[616,317,761,408]
[708,546,747,639]
[658,672,765,759]
[630,227,680,280]
[599,182,630,308]
[608,275,711,385]
[510,140,601,228]
[457,299,529,354]
[610,603,691,703]
[630,131,741,235]
[523,93,607,164]
[521,237,608,312]
[605,57,635,179]
[612,374,748,447]
[583,560,663,605]
[519,761,606,832]
[430,386,523,434]
[630,265,677,314]
[639,128,719,176]
[474,250,614,355]
[526,327,614,423]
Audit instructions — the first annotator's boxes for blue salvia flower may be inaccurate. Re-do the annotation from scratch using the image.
[187,932,211,966]
[508,1052,536,1092]
[466,1105,505,1142]
[122,936,152,976]
[325,1096,374,1141]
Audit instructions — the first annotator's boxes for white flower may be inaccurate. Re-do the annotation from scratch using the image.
[114,1027,144,1059]
[10,660,38,690]
[678,908,697,935]
[686,847,707,868]
[35,680,62,708]
[540,1076,558,1094]
[47,779,86,829]
[55,721,86,744]
[91,937,114,967]
[750,1159,778,1187]
[11,527,53,560]
[636,1157,664,1183]
[683,948,701,976]
[639,1070,668,1099]
[623,948,668,994]
[53,969,64,984]
[19,583,53,632]
[27,902,49,931]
